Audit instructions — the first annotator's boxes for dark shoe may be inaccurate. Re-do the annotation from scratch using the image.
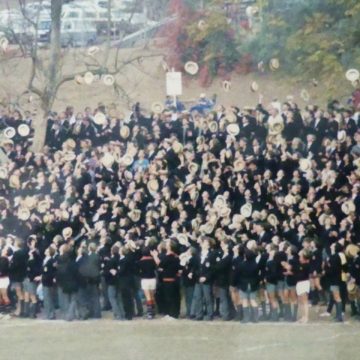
[270,308,279,322]
[29,303,37,319]
[251,306,259,323]
[335,302,343,322]
[21,301,30,318]
[241,307,250,324]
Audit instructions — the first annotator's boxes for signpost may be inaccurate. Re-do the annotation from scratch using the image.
[166,70,182,106]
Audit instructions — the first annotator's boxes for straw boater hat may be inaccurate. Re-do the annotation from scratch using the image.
[172,141,183,154]
[226,123,240,136]
[103,74,115,86]
[87,46,100,57]
[83,71,95,85]
[209,121,218,133]
[222,81,231,92]
[284,194,296,206]
[62,227,73,239]
[124,170,133,181]
[250,81,259,92]
[74,74,83,85]
[178,234,189,246]
[214,195,226,210]
[9,174,20,188]
[17,124,30,137]
[232,214,245,225]
[37,200,50,214]
[101,153,115,168]
[341,200,356,215]
[268,118,284,135]
[24,196,37,210]
[2,139,14,147]
[267,214,279,227]
[318,213,331,226]
[4,127,16,139]
[0,167,8,179]
[269,58,280,71]
[121,154,134,167]
[93,112,107,125]
[189,189,199,202]
[129,209,141,222]
[120,125,130,139]
[233,159,245,172]
[147,179,159,194]
[299,158,312,172]
[198,19,207,31]
[200,222,214,235]
[219,206,231,218]
[0,37,9,52]
[151,102,164,114]
[224,110,237,123]
[63,138,76,150]
[188,162,199,174]
[184,61,199,75]
[240,203,252,218]
[337,130,347,143]
[300,89,310,102]
[345,68,360,82]
[345,244,360,258]
[63,151,76,162]
[18,208,31,221]
[258,61,265,72]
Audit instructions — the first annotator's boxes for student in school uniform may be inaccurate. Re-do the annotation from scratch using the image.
[294,249,312,323]
[325,243,345,322]
[41,246,57,320]
[213,238,232,321]
[23,237,42,318]
[264,244,280,321]
[236,246,261,323]
[151,240,181,319]
[104,244,125,320]
[137,246,157,319]
[192,237,216,321]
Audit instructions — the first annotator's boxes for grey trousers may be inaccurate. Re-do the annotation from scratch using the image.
[43,286,56,319]
[193,283,214,320]
[76,287,89,320]
[57,287,67,316]
[184,286,195,318]
[100,277,111,309]
[87,283,101,318]
[62,292,78,321]
[108,285,125,320]
[218,287,231,320]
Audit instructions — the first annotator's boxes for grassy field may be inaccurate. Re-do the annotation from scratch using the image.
[0,316,359,360]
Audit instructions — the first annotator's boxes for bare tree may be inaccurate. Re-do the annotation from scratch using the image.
[2,0,163,152]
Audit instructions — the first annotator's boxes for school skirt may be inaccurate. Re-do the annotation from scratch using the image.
[296,280,310,296]
[141,278,157,291]
[23,278,37,295]
[0,277,9,289]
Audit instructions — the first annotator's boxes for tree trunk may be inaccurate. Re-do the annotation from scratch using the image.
[31,103,49,153]
[31,0,63,152]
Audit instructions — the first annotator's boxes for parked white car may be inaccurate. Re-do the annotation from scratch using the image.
[61,19,97,47]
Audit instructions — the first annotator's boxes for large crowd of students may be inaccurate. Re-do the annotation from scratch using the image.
[0,93,359,323]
